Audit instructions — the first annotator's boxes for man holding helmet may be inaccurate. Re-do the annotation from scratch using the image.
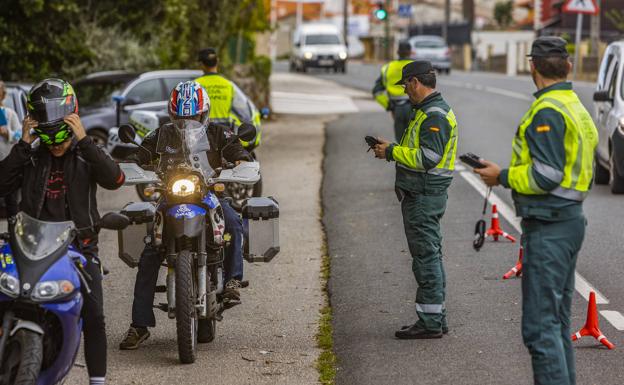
[119,81,252,350]
[0,78,126,385]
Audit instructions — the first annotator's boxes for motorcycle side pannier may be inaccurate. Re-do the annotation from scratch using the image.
[242,197,279,263]
[118,202,156,268]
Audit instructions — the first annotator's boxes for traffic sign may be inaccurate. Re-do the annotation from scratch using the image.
[562,0,599,15]
[398,4,412,18]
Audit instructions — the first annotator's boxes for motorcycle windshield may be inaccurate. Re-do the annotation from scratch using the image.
[155,120,215,181]
[13,212,74,262]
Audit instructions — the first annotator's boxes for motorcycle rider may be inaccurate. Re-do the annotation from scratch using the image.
[0,78,126,385]
[119,81,251,350]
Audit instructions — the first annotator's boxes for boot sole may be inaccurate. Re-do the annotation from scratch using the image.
[395,332,443,340]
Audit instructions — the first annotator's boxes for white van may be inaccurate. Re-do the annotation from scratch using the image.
[290,23,348,73]
[593,41,624,193]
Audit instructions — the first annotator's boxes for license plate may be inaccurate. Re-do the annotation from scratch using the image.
[319,59,334,66]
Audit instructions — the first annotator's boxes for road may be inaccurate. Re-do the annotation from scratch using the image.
[293,62,624,384]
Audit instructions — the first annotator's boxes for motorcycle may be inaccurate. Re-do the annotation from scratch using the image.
[116,121,261,364]
[0,211,128,385]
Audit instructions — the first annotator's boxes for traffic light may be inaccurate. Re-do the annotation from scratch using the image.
[373,2,387,21]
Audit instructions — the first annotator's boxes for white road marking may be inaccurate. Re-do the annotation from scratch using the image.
[456,168,624,329]
[271,91,359,115]
[438,80,532,102]
[600,311,624,331]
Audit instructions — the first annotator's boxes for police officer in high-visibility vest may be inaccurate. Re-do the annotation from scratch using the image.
[195,47,261,149]
[372,41,413,141]
[373,61,458,339]
[476,37,598,385]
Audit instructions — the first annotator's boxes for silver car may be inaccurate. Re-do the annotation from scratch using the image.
[593,41,624,194]
[408,35,451,74]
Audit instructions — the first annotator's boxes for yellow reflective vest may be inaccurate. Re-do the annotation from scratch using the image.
[508,88,598,201]
[374,60,412,110]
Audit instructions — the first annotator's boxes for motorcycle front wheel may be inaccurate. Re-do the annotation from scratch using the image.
[175,250,198,364]
[0,329,43,385]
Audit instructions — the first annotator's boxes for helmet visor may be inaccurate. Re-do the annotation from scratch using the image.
[28,97,76,126]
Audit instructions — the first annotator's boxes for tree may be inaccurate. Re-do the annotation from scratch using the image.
[493,1,514,29]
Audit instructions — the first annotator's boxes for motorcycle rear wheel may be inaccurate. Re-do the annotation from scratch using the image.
[0,329,43,385]
[175,250,198,364]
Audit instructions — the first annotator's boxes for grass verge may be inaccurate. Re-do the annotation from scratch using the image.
[317,239,336,384]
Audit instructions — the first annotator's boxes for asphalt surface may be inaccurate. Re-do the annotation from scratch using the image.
[307,62,624,384]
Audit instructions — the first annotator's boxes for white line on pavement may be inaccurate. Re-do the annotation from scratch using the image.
[438,80,532,102]
[600,311,624,331]
[457,167,616,314]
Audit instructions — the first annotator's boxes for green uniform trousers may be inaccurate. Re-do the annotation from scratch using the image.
[392,101,413,142]
[521,215,586,385]
[400,189,448,331]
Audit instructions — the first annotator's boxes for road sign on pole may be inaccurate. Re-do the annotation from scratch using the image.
[562,0,600,79]
[563,0,599,15]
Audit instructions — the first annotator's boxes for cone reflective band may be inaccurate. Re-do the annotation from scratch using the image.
[571,291,615,350]
[28,98,76,127]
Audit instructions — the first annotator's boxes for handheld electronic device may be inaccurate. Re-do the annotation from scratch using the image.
[365,136,380,152]
[459,152,486,169]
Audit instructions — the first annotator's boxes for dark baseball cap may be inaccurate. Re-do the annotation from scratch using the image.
[527,36,569,58]
[395,60,434,85]
[198,47,218,64]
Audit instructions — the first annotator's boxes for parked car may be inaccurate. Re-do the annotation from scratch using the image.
[408,35,451,74]
[593,41,624,193]
[72,70,202,145]
[2,82,30,122]
[290,23,348,73]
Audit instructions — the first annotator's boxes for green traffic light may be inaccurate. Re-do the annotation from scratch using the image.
[374,9,387,20]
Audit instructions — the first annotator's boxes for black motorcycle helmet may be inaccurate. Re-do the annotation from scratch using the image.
[27,78,78,145]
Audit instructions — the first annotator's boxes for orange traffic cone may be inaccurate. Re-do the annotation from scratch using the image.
[486,204,516,242]
[571,291,615,350]
[503,247,523,279]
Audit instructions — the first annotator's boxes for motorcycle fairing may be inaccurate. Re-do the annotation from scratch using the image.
[166,204,206,239]
[203,191,220,209]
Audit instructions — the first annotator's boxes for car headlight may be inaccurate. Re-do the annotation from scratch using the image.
[338,51,348,60]
[171,175,199,197]
[31,280,75,302]
[303,52,313,60]
[0,272,20,298]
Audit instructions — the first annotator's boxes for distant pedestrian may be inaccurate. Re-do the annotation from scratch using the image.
[476,36,598,385]
[372,41,413,141]
[372,61,458,339]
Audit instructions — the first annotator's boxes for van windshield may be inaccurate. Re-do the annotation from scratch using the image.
[305,34,340,45]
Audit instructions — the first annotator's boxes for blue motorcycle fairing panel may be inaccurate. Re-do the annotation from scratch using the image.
[167,203,206,219]
[203,191,220,209]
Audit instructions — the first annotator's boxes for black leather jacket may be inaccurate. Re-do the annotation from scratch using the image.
[0,137,125,239]
[134,122,252,168]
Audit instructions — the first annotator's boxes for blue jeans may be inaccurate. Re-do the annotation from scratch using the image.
[130,199,244,328]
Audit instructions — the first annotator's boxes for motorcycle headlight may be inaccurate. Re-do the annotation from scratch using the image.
[304,51,314,60]
[171,175,199,197]
[0,272,20,298]
[31,280,75,302]
[338,51,348,60]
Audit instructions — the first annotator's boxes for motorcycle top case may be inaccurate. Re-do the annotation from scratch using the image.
[242,197,279,263]
[118,201,156,267]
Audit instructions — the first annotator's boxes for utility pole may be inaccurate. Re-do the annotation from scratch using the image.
[270,0,277,62]
[343,0,349,48]
[589,0,601,57]
[385,0,391,60]
[443,0,450,44]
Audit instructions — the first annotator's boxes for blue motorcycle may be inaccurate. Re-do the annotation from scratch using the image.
[0,211,128,385]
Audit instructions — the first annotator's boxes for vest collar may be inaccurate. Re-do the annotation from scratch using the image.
[533,81,572,99]
[413,91,442,109]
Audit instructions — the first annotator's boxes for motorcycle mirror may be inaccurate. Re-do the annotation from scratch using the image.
[238,123,257,143]
[99,212,130,230]
[118,124,137,144]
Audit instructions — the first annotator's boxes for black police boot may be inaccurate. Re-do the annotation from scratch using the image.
[395,323,443,339]
[401,324,448,334]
